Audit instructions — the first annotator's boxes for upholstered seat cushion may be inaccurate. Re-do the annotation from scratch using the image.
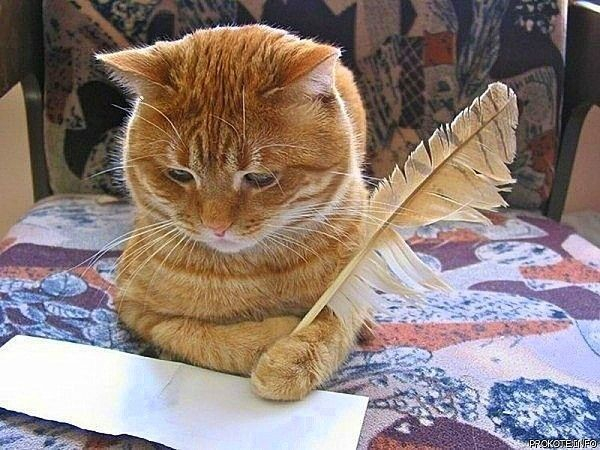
[0,195,599,449]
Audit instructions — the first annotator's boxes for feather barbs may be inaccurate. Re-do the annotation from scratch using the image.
[294,82,519,333]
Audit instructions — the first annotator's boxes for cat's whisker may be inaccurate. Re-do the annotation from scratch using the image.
[112,103,176,145]
[282,211,368,234]
[52,224,166,314]
[185,239,198,270]
[290,207,395,225]
[286,198,437,220]
[288,202,463,228]
[255,237,278,262]
[284,204,379,218]
[88,221,176,310]
[256,163,284,194]
[327,170,381,188]
[92,151,171,179]
[252,143,313,153]
[211,114,242,144]
[68,220,174,288]
[143,232,189,302]
[242,86,247,141]
[281,209,386,229]
[263,234,309,264]
[136,138,174,148]
[112,226,180,285]
[280,203,370,219]
[139,100,187,150]
[126,153,170,162]
[264,222,355,249]
[265,230,321,260]
[112,233,175,289]
[175,235,193,268]
[90,153,169,180]
[116,228,182,313]
[87,165,135,179]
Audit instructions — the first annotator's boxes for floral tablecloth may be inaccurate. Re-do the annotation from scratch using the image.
[0,195,599,449]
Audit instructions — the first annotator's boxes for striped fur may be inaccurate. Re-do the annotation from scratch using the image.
[99,25,369,400]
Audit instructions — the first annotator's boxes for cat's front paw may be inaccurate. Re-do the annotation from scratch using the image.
[251,335,325,401]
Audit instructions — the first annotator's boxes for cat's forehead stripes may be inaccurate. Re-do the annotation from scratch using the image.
[186,142,204,172]
[175,113,247,170]
[117,25,344,179]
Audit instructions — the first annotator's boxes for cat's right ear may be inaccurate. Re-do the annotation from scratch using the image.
[96,45,171,95]
[282,45,341,97]
[264,43,341,101]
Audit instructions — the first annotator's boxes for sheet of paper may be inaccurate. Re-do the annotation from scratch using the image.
[0,335,368,450]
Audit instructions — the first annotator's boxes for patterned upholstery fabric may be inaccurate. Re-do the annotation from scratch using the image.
[1,197,599,448]
[6,2,592,448]
[43,0,566,209]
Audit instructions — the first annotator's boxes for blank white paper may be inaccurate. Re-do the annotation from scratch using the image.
[0,335,368,450]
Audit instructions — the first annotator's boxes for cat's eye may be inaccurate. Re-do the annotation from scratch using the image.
[243,172,277,188]
[167,168,194,183]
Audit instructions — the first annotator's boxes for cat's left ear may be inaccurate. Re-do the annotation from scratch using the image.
[96,44,171,94]
[280,44,341,97]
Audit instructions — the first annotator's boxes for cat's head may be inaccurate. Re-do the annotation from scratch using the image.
[98,25,361,254]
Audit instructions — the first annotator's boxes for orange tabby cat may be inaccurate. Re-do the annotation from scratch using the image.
[98,25,369,400]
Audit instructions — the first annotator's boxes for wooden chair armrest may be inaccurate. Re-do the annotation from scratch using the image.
[0,0,43,98]
[546,1,600,220]
[0,0,50,200]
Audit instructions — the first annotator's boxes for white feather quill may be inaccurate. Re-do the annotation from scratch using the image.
[294,82,519,332]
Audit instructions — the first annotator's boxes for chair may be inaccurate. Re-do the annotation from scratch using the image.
[1,1,599,448]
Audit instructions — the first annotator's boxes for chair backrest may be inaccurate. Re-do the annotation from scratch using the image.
[42,0,567,210]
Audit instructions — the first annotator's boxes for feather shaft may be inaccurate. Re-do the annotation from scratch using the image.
[293,82,518,333]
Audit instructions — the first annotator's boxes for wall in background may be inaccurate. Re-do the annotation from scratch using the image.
[0,84,33,236]
[563,106,600,214]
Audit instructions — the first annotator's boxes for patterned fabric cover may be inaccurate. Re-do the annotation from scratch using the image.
[43,0,566,209]
[1,196,599,449]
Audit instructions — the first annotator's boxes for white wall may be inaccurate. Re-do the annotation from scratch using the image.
[563,106,600,214]
[0,83,34,236]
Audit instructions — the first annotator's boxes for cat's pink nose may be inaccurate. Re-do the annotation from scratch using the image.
[205,221,232,237]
